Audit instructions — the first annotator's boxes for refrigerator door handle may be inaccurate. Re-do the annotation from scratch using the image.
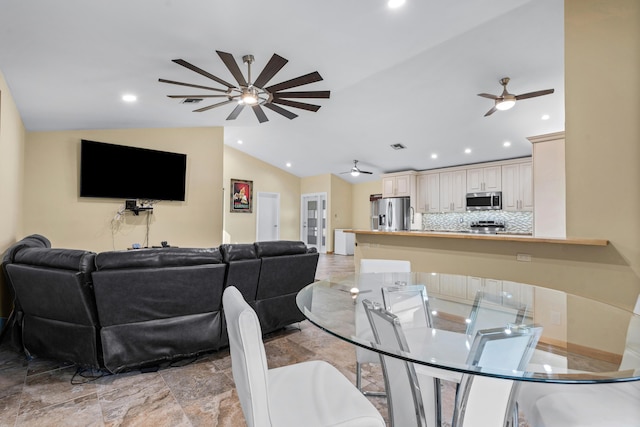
[387,201,393,229]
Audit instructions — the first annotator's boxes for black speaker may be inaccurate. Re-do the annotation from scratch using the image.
[125,199,137,210]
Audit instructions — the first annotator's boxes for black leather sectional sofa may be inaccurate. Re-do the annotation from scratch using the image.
[1,235,318,373]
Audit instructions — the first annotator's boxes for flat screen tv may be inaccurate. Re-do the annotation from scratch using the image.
[80,139,187,201]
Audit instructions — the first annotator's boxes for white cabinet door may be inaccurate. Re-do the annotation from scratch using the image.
[417,173,440,213]
[502,162,533,211]
[440,170,466,212]
[439,274,467,299]
[382,174,415,198]
[382,176,396,197]
[395,175,411,197]
[467,166,501,192]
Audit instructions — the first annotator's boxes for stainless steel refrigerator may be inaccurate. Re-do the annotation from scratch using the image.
[371,196,411,231]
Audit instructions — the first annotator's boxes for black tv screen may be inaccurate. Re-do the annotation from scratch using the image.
[80,139,187,201]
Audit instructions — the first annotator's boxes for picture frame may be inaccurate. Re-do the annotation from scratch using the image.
[230,179,253,213]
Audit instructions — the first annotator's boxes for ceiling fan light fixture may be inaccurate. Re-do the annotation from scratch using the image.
[351,169,360,177]
[495,99,516,111]
[240,87,259,105]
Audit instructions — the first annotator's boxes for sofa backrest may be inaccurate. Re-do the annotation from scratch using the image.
[6,247,97,325]
[253,241,319,299]
[220,243,262,303]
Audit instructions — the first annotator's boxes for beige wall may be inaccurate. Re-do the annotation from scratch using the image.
[22,128,224,252]
[352,180,383,230]
[0,71,26,318]
[223,146,301,243]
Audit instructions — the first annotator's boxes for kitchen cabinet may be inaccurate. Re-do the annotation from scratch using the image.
[439,170,466,212]
[382,172,416,198]
[502,161,533,211]
[439,274,467,299]
[467,165,501,192]
[416,172,440,213]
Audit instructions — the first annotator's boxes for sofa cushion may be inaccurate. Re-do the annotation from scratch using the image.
[254,241,308,258]
[14,248,96,273]
[220,243,257,262]
[95,247,222,270]
[1,234,51,266]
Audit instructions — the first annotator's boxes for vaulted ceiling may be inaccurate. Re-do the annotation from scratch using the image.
[0,0,564,182]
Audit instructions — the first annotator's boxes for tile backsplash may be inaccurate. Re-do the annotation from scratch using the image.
[421,211,533,234]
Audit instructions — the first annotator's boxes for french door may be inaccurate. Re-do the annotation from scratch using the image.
[300,193,327,253]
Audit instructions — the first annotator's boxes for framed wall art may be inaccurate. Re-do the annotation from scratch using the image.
[230,179,253,213]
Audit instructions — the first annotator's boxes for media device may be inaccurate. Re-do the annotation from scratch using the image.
[80,139,187,201]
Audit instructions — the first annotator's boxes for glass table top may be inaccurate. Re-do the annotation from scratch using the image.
[296,272,640,384]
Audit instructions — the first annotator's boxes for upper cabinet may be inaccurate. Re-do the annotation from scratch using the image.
[466,165,502,192]
[439,170,467,212]
[502,161,533,211]
[416,172,440,213]
[382,172,416,198]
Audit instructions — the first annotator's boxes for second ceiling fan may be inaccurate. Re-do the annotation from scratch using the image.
[160,51,330,123]
[341,160,373,177]
[478,77,554,117]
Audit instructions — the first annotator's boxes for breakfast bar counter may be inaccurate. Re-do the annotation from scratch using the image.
[345,229,609,247]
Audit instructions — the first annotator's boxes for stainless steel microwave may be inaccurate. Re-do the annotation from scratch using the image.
[466,192,502,211]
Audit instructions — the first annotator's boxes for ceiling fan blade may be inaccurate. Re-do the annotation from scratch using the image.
[271,98,321,112]
[263,103,298,120]
[515,89,555,100]
[167,95,229,98]
[273,91,331,99]
[360,170,373,174]
[478,93,499,100]
[216,51,248,87]
[172,59,236,89]
[226,103,245,120]
[253,54,288,88]
[265,71,323,93]
[484,106,498,117]
[159,78,229,93]
[251,105,269,123]
[193,99,236,113]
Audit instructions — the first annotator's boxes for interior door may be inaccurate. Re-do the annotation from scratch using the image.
[301,193,327,253]
[256,192,280,241]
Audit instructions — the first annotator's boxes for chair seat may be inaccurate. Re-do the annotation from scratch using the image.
[269,360,386,427]
[530,382,640,427]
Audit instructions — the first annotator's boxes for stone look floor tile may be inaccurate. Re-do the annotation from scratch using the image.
[15,393,103,427]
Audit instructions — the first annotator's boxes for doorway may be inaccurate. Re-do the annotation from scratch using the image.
[257,192,280,241]
[300,193,327,253]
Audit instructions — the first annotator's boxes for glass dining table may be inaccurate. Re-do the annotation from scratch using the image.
[296,272,640,426]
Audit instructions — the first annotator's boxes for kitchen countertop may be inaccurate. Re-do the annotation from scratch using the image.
[345,229,609,247]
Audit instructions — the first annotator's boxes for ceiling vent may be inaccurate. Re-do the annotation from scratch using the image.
[181,98,203,104]
[390,143,407,150]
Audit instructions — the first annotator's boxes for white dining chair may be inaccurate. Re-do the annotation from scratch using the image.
[362,299,437,427]
[516,295,640,427]
[356,258,411,396]
[222,286,385,427]
[453,324,542,427]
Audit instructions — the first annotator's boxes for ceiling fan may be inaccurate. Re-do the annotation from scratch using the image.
[159,51,330,123]
[478,77,554,117]
[341,160,373,177]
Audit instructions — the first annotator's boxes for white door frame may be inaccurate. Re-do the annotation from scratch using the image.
[256,192,280,241]
[300,192,327,253]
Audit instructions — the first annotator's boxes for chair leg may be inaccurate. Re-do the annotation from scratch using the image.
[356,362,386,397]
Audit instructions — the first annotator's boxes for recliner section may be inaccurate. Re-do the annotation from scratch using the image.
[1,236,319,373]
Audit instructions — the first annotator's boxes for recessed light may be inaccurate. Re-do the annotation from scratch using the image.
[388,0,406,8]
[286,162,292,168]
[464,148,472,154]
[431,153,438,159]
[122,94,137,102]
[237,140,243,144]
[503,141,511,147]
[541,114,550,120]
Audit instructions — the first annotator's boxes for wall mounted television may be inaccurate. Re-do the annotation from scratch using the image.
[80,139,187,201]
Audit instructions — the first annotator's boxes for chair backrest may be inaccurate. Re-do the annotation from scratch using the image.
[381,284,432,328]
[454,324,542,427]
[465,290,527,337]
[360,258,411,274]
[222,286,272,427]
[363,299,428,427]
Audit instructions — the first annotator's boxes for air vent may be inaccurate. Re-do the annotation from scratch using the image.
[390,143,407,150]
[181,98,203,104]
